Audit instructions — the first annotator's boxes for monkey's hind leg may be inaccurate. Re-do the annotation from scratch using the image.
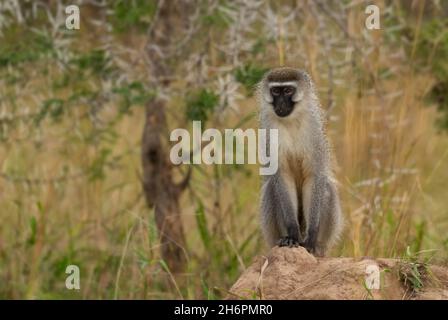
[315,180,343,256]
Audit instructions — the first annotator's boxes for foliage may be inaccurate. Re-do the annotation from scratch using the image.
[397,247,436,295]
[185,89,220,123]
[0,0,447,300]
[71,49,113,76]
[201,3,232,28]
[0,29,53,67]
[110,0,157,33]
[112,81,155,113]
[234,63,268,96]
[414,19,448,130]
[35,99,66,124]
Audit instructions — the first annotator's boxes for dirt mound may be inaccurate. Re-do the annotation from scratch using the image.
[229,247,448,300]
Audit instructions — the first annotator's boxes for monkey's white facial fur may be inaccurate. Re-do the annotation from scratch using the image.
[260,68,310,118]
[264,81,304,103]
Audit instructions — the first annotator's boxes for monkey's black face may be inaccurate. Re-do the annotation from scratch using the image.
[270,86,296,117]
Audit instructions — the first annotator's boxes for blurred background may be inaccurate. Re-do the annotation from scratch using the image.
[0,0,448,299]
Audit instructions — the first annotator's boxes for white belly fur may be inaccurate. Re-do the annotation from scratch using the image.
[276,117,312,175]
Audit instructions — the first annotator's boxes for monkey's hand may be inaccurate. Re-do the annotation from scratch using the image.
[278,236,300,248]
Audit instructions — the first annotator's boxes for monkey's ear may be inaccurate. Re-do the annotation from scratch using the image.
[262,83,273,103]
[292,90,304,103]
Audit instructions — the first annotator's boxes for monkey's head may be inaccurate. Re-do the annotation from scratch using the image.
[258,67,312,118]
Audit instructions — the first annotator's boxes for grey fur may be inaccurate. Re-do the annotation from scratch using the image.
[257,68,343,256]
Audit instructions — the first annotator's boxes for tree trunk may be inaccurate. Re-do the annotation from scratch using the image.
[141,0,195,273]
[141,100,188,273]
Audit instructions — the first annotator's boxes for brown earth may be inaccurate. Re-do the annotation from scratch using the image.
[228,247,448,300]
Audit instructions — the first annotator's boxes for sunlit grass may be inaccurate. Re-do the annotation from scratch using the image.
[0,1,447,299]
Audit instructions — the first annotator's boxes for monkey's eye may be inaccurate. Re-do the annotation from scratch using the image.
[283,87,295,96]
[271,87,281,96]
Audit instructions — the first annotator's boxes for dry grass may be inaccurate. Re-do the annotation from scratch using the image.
[0,1,447,299]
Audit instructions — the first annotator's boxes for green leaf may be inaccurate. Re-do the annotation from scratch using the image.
[0,29,53,68]
[26,216,37,246]
[195,201,211,251]
[186,89,219,123]
[111,0,157,33]
[88,148,112,181]
[71,49,112,76]
[34,98,65,124]
[112,81,154,113]
[234,63,268,96]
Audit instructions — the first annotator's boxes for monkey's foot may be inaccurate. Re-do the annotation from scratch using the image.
[302,242,325,257]
[278,237,300,248]
[303,246,315,255]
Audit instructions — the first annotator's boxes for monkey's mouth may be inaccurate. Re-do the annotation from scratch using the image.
[273,103,295,117]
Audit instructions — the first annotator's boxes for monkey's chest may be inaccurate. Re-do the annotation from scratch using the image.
[277,127,309,176]
[277,122,309,154]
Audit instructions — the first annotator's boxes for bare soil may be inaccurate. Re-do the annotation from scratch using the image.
[229,247,448,300]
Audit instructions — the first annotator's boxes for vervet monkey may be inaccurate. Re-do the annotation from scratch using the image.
[257,67,343,256]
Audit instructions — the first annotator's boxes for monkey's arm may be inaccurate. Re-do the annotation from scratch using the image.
[261,173,302,247]
[302,175,327,252]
